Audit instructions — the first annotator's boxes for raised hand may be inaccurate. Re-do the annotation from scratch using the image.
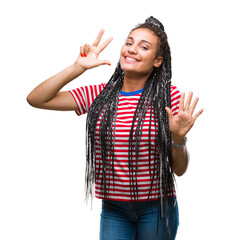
[165,92,204,141]
[75,29,113,70]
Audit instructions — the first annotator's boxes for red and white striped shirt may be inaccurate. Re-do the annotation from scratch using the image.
[69,84,181,201]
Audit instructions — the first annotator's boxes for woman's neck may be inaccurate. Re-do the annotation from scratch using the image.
[122,72,150,92]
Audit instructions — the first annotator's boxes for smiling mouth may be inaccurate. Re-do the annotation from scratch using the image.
[125,56,140,62]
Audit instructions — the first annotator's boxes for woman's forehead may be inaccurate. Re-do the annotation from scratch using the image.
[127,28,158,43]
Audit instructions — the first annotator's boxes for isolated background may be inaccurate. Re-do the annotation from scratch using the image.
[1,0,229,239]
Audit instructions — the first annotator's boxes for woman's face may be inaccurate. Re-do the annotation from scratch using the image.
[120,28,163,77]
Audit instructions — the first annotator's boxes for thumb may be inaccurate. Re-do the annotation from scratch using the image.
[165,107,173,120]
[97,59,111,66]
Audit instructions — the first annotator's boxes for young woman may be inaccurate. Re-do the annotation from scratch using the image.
[27,16,203,240]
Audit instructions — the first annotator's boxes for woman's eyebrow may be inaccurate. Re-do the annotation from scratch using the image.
[127,37,152,46]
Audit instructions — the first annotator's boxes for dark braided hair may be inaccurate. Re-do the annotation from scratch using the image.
[85,16,175,234]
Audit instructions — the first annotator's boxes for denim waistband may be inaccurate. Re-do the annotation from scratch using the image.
[102,197,177,223]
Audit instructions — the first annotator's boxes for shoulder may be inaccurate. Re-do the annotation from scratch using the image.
[170,84,180,93]
[170,85,181,99]
[70,83,107,95]
[170,85,181,115]
[170,84,181,113]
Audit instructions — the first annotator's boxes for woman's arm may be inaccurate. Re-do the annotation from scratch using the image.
[171,135,189,176]
[165,92,203,176]
[27,29,113,111]
[27,64,85,111]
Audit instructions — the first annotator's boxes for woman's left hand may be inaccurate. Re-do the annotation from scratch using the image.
[165,92,204,141]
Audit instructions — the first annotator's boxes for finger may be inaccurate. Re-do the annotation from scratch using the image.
[92,29,105,47]
[189,96,199,115]
[194,108,204,120]
[97,36,113,53]
[185,91,193,111]
[83,43,90,57]
[179,92,185,112]
[97,59,112,66]
[80,45,84,57]
[165,107,174,120]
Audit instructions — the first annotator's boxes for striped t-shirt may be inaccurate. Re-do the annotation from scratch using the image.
[69,84,181,201]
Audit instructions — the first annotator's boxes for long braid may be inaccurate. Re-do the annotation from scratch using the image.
[85,16,175,235]
[128,19,175,216]
[85,63,123,200]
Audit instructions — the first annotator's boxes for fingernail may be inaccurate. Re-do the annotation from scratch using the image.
[84,54,87,57]
[81,54,83,57]
[107,63,111,66]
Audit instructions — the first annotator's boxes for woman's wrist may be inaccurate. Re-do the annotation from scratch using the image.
[171,133,187,150]
[172,137,187,149]
[171,134,186,145]
[71,62,87,77]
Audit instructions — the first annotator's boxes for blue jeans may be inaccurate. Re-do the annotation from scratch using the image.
[100,198,179,240]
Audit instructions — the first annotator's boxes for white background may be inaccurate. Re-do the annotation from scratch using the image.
[1,0,230,239]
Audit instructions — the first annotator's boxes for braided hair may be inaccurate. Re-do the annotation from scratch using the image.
[85,16,175,234]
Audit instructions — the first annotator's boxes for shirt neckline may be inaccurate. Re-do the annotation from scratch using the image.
[120,88,143,96]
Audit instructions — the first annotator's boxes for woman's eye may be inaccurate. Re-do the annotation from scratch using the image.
[141,46,148,50]
[125,42,132,46]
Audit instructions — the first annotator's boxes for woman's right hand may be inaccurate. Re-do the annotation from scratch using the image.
[27,29,113,111]
[75,29,113,71]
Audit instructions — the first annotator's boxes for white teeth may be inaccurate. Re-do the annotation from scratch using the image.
[126,57,137,62]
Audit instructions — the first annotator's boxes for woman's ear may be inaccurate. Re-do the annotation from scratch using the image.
[153,56,163,68]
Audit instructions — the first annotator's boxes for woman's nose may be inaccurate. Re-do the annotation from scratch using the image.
[128,44,138,54]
